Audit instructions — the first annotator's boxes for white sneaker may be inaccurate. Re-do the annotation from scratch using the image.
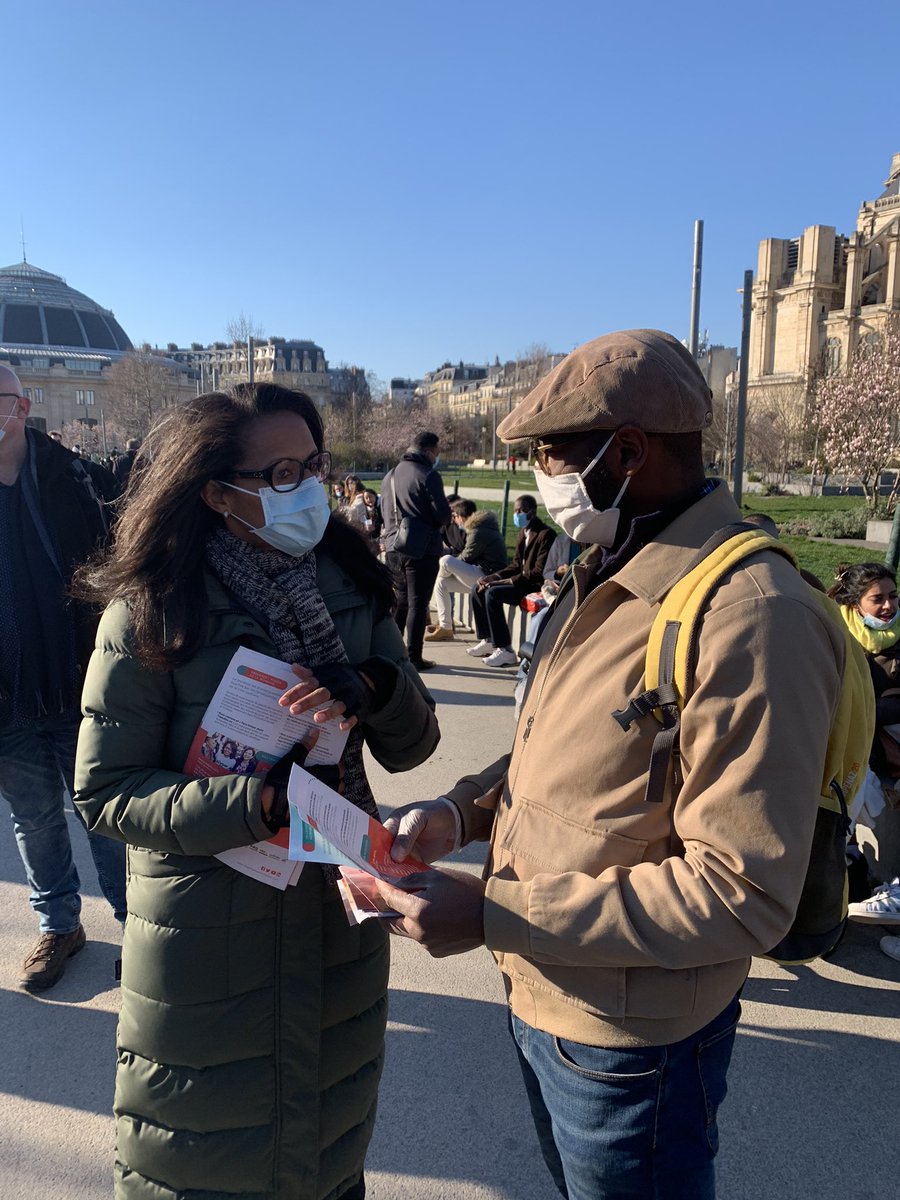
[880,935,900,962]
[467,639,495,658]
[483,647,518,668]
[847,878,900,924]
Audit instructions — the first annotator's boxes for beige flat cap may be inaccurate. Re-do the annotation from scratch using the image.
[497,329,713,442]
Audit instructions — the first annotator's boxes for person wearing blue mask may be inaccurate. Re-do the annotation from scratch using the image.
[827,561,900,946]
[72,383,440,1200]
[467,494,554,667]
[828,562,900,779]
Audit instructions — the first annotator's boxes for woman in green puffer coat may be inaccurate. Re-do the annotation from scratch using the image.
[73,384,440,1200]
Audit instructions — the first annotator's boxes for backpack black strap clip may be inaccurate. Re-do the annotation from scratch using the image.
[611,683,679,731]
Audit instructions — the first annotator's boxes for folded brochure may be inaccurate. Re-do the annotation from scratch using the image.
[182,646,349,889]
[287,763,427,921]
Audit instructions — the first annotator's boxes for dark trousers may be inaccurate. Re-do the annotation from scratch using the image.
[471,581,524,651]
[389,551,440,662]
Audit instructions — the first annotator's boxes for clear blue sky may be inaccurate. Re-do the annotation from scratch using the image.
[5,1,898,384]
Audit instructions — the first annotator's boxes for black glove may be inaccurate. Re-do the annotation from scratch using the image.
[310,657,397,721]
[263,742,342,830]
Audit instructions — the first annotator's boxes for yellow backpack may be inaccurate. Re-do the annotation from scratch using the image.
[612,524,875,964]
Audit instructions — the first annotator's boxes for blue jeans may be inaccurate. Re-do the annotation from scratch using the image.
[510,996,740,1200]
[0,711,127,932]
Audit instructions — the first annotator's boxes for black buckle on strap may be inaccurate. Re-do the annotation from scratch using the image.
[611,683,678,731]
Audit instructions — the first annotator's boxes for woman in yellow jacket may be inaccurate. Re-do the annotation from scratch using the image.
[827,561,900,959]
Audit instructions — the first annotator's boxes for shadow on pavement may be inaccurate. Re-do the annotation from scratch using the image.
[369,989,556,1199]
[0,964,119,1114]
[428,686,515,708]
[719,1009,900,1199]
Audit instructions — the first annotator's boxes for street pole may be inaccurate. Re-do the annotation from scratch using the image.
[732,269,753,509]
[491,405,497,467]
[100,408,108,457]
[689,219,704,358]
[247,336,255,384]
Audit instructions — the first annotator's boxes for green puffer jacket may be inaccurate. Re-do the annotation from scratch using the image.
[74,552,439,1200]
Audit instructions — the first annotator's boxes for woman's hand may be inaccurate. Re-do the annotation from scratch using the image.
[278,664,359,732]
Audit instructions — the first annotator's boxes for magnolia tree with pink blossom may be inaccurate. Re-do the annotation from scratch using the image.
[814,319,900,513]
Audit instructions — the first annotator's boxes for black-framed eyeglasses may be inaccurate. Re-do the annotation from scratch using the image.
[0,392,24,402]
[231,451,332,492]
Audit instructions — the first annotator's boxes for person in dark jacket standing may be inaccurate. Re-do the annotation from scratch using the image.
[382,430,451,670]
[467,494,554,666]
[113,437,141,490]
[0,365,126,992]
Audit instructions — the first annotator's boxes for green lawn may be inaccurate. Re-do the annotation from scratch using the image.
[365,474,888,585]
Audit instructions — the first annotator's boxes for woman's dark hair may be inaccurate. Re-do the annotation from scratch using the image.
[826,561,896,607]
[76,383,394,669]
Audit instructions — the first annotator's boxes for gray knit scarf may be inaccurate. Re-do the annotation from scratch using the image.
[205,529,377,872]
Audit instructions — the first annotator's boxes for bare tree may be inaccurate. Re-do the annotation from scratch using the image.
[105,351,182,439]
[512,342,555,396]
[747,384,810,483]
[225,312,265,343]
[366,371,388,405]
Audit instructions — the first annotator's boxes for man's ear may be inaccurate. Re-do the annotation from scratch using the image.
[201,479,229,515]
[614,426,649,477]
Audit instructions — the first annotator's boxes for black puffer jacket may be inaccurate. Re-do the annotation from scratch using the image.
[382,450,451,556]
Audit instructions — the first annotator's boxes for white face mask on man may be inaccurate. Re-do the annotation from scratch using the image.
[533,430,631,547]
[219,475,331,557]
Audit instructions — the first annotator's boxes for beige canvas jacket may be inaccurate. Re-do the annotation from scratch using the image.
[447,484,844,1047]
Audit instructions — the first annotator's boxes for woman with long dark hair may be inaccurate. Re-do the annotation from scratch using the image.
[828,561,900,946]
[828,561,900,763]
[73,383,440,1200]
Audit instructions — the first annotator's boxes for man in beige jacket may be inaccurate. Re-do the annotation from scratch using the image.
[378,329,843,1199]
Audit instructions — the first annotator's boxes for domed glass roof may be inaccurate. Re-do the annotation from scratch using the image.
[0,260,133,353]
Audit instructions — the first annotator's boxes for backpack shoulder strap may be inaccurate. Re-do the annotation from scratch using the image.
[645,526,793,701]
[612,523,792,804]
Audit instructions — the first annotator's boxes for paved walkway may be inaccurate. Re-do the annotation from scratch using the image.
[1,632,899,1198]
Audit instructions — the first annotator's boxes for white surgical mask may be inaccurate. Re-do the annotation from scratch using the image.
[220,475,330,556]
[533,431,630,546]
[861,610,900,631]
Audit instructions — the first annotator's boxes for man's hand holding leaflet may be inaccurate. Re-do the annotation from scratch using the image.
[286,764,428,879]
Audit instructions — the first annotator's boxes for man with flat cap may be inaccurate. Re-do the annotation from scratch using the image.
[377,330,844,1198]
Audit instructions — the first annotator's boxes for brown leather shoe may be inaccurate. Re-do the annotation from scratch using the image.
[424,626,455,642]
[19,925,86,992]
